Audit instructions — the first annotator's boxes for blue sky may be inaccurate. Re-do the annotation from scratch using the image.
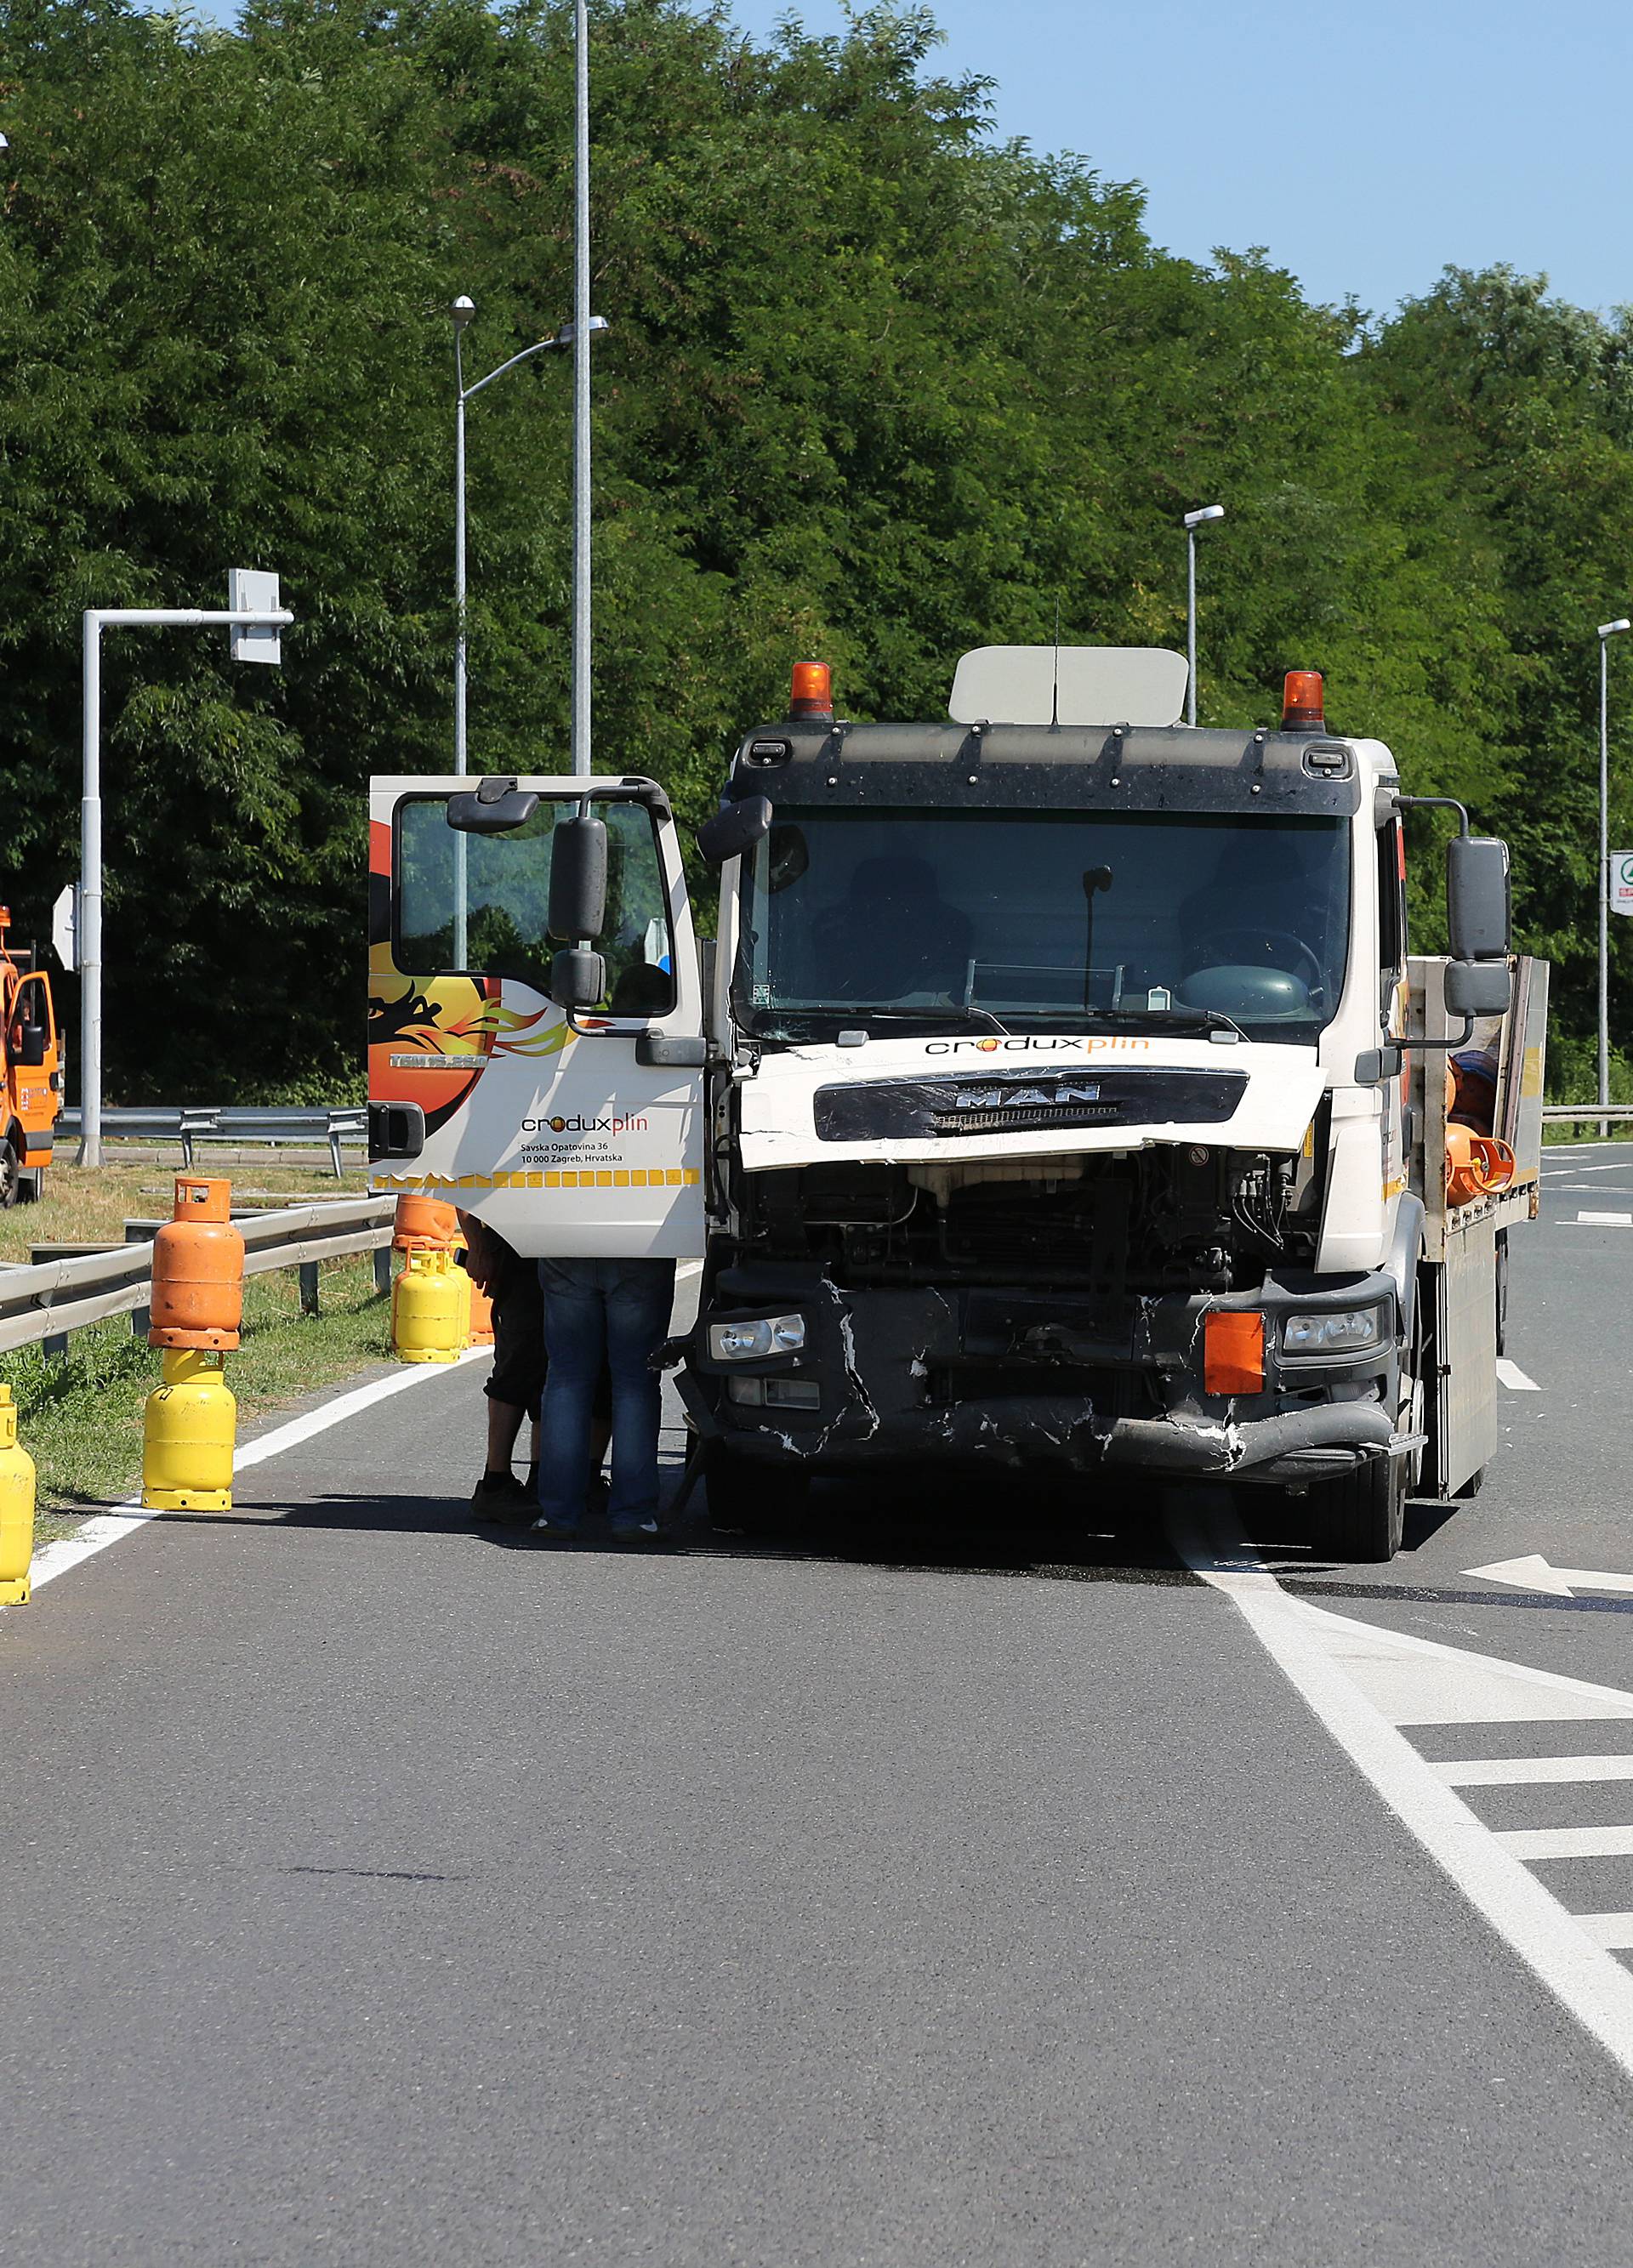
[711,0,1633,321]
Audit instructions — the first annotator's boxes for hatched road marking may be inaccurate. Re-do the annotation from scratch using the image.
[1174,1499,1633,2085]
[1499,1827,1633,1860]
[1436,1754,1633,1786]
[1496,1358,1540,1390]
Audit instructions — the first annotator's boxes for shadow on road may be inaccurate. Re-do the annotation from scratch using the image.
[168,1459,1198,1588]
[157,1468,1633,1620]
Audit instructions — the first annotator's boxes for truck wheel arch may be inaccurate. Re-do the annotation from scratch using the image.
[1384,1191,1426,1345]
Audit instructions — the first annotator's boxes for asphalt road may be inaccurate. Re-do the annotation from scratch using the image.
[5,1162,1633,2267]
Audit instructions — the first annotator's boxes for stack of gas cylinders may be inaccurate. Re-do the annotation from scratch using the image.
[1445,1049,1516,1207]
[142,1175,245,1510]
[390,1193,491,1361]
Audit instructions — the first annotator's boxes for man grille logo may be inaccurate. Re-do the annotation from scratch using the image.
[949,1082,1102,1111]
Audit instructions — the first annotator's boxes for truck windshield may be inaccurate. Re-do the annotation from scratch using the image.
[737,807,1351,1043]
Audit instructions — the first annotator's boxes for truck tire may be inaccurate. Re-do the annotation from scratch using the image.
[0,1136,18,1209]
[1312,1452,1405,1564]
[708,1448,811,1538]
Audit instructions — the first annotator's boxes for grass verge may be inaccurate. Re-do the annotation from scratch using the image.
[0,1159,371,1264]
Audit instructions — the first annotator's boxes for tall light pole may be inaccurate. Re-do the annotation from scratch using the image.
[452,294,476,788]
[571,0,592,782]
[78,582,293,1169]
[1183,504,1225,727]
[1598,617,1630,1118]
[448,291,605,961]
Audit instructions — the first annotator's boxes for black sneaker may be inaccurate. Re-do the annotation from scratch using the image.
[471,1470,532,1521]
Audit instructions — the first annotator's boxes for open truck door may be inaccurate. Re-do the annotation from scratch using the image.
[367,775,706,1259]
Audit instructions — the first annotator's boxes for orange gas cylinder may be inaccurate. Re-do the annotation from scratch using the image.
[149,1176,245,1350]
[1446,1125,1516,1206]
[468,1270,495,1346]
[392,1191,458,1253]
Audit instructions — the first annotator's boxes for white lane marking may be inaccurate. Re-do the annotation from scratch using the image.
[19,1348,490,1599]
[1545,1158,1633,1176]
[1436,1755,1633,1787]
[1499,1826,1633,1860]
[1573,1211,1633,1225]
[1467,1554,1633,1599]
[1495,1358,1540,1391]
[677,1260,703,1280]
[1171,1503,1633,2084]
[1577,1913,1633,1950]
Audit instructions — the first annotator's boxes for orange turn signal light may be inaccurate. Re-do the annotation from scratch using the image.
[1203,1310,1265,1396]
[1282,669,1325,730]
[789,661,834,720]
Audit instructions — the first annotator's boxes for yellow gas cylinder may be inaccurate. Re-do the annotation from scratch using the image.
[141,1349,236,1511]
[0,1384,37,1606]
[391,1248,469,1363]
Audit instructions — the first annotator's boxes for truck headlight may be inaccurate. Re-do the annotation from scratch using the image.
[1282,1309,1385,1355]
[708,1314,806,1361]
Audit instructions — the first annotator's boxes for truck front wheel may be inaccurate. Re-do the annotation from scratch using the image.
[0,1136,18,1209]
[1311,1452,1405,1564]
[707,1447,811,1538]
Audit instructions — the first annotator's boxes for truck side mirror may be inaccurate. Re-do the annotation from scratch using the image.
[697,795,773,867]
[549,816,608,942]
[15,1021,46,1069]
[550,947,606,1011]
[1447,835,1510,962]
[1444,960,1511,1017]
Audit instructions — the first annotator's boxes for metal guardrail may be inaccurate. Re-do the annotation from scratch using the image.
[58,1106,367,1176]
[1541,1106,1633,1125]
[0,1196,395,1356]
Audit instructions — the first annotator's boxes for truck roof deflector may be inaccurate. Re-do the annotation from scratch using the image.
[948,645,1189,729]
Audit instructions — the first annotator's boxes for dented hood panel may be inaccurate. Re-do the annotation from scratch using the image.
[737,1036,1326,1170]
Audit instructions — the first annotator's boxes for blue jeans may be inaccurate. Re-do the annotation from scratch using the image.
[536,1258,677,1528]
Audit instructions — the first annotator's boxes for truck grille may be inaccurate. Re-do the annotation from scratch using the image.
[814,1066,1247,1144]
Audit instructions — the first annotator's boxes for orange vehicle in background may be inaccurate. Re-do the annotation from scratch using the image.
[0,907,62,1205]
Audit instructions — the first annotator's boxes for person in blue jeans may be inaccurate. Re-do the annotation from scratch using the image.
[532,1256,677,1543]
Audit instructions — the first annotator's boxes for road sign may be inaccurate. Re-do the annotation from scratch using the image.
[228,568,282,664]
[51,880,78,971]
[1612,851,1633,917]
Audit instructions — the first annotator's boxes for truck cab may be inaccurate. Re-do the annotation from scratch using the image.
[0,907,61,1205]
[367,645,1543,1562]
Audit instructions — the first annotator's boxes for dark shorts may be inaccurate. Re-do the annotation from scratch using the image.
[485,1256,546,1418]
[483,1255,612,1423]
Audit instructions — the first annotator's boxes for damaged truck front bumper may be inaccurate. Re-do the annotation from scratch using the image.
[678,1266,1404,1487]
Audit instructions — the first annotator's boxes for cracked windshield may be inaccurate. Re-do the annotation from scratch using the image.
[739,808,1351,1043]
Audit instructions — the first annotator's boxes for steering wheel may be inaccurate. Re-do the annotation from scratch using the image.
[1190,926,1326,1000]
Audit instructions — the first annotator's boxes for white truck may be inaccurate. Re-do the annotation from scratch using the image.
[367,645,1545,1561]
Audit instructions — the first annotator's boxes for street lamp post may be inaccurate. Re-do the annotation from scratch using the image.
[448,287,606,958]
[78,588,294,1169]
[1182,505,1225,728]
[1598,617,1630,1123]
[571,0,592,784]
